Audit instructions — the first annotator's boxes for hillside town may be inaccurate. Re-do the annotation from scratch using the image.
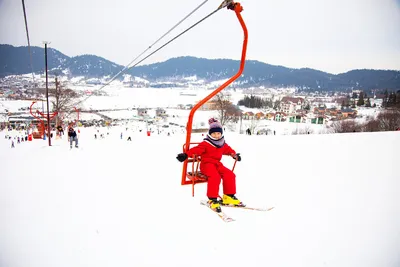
[1,72,399,136]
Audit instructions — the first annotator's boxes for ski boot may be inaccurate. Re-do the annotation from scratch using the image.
[207,198,222,213]
[222,194,244,207]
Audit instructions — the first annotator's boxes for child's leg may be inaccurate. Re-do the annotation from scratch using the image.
[74,137,79,147]
[201,163,221,199]
[217,165,236,195]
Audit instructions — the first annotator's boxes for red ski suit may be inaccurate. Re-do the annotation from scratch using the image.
[186,140,236,198]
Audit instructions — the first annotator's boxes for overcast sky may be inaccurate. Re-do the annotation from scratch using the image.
[0,0,399,74]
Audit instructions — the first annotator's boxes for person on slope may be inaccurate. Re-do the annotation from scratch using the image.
[176,118,242,213]
[68,126,79,148]
[57,125,64,137]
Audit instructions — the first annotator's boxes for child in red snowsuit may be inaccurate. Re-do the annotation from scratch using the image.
[176,118,242,212]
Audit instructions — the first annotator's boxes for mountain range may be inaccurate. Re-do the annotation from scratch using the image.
[1,44,399,91]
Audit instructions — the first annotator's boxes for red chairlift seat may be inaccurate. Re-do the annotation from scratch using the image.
[182,142,209,196]
[186,156,208,180]
[182,143,238,197]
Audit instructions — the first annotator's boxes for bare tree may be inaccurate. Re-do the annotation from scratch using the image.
[214,92,241,125]
[49,78,79,126]
[377,109,400,131]
[304,125,314,134]
[273,99,281,111]
[331,119,361,133]
[292,125,314,135]
[362,119,380,132]
[249,116,260,134]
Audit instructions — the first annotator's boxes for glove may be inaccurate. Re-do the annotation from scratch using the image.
[176,153,188,162]
[232,153,241,162]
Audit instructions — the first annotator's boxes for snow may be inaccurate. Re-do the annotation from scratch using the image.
[0,93,385,136]
[69,76,86,83]
[0,100,34,112]
[208,78,230,88]
[76,87,219,110]
[0,84,392,138]
[1,126,399,267]
[183,75,198,81]
[133,76,149,83]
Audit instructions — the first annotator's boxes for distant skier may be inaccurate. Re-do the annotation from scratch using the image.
[246,128,251,135]
[176,118,242,213]
[11,140,15,148]
[57,125,64,136]
[68,126,79,148]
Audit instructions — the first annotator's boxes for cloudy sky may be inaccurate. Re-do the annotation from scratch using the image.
[0,0,399,74]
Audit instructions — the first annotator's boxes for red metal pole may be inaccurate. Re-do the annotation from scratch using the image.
[181,3,248,185]
[74,107,79,123]
[74,107,80,133]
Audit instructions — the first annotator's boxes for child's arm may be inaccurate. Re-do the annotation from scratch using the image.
[223,143,236,156]
[186,142,206,158]
[224,144,241,161]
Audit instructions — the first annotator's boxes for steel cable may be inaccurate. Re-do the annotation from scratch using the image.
[73,1,226,107]
[21,0,36,88]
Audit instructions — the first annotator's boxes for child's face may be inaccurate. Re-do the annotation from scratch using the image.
[210,132,222,139]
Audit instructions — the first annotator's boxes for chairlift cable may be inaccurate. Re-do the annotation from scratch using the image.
[124,7,222,75]
[73,0,210,107]
[74,0,228,107]
[21,0,36,89]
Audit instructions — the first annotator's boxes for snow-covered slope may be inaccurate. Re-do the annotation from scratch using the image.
[0,129,399,267]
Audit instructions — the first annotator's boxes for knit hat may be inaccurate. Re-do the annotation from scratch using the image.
[208,118,223,135]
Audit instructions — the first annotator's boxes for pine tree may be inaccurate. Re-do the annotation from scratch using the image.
[388,92,395,107]
[396,90,400,107]
[365,98,371,107]
[383,90,389,107]
[357,91,365,106]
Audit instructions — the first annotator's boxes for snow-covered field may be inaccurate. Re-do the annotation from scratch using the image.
[1,125,399,267]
